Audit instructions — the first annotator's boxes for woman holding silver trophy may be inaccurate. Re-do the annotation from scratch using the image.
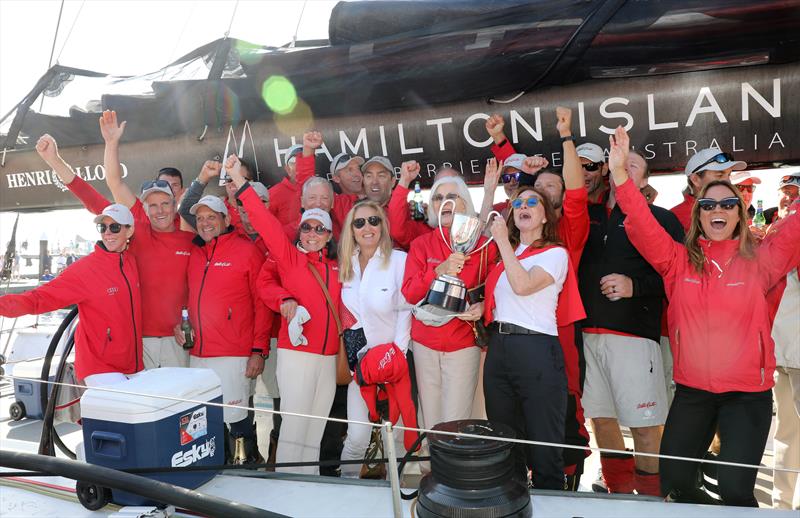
[479,182,585,490]
[401,175,499,444]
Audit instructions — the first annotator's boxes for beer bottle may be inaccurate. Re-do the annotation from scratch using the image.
[753,200,766,229]
[412,182,426,221]
[180,308,194,350]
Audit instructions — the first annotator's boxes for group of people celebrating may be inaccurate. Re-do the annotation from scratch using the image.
[0,104,798,509]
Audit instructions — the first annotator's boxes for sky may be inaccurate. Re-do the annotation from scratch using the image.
[0,0,796,252]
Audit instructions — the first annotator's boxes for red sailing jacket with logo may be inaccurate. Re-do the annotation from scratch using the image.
[66,176,193,337]
[186,230,269,358]
[0,243,142,380]
[238,184,342,356]
[616,178,800,393]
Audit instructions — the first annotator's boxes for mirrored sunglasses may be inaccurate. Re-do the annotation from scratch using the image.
[511,197,540,209]
[697,197,740,211]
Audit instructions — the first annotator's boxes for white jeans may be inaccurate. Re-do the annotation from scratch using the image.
[471,348,487,420]
[143,336,189,369]
[773,366,800,510]
[260,338,280,398]
[339,380,405,478]
[275,348,336,475]
[83,372,128,387]
[189,356,250,424]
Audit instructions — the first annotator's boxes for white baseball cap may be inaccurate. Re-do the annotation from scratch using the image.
[502,153,526,172]
[684,148,747,176]
[140,180,174,203]
[575,143,605,164]
[299,208,332,231]
[778,171,800,189]
[330,153,365,176]
[285,145,303,165]
[730,171,761,185]
[249,182,270,202]
[189,195,229,216]
[93,203,134,226]
[361,156,394,173]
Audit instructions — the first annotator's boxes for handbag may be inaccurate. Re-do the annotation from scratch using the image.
[306,263,352,385]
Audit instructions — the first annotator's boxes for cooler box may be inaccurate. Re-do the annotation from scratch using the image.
[80,368,223,506]
[11,357,59,420]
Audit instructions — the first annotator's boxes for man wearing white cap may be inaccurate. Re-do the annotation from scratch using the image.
[361,156,396,205]
[0,204,143,387]
[330,151,365,197]
[177,194,269,464]
[575,143,609,204]
[671,148,747,231]
[730,170,761,220]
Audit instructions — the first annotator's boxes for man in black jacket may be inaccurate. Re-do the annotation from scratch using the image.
[578,149,684,496]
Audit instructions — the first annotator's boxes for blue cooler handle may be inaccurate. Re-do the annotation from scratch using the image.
[91,431,127,459]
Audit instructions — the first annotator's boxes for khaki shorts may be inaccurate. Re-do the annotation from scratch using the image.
[143,336,189,369]
[189,356,250,424]
[581,332,668,428]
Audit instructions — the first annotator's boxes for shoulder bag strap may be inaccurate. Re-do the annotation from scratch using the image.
[306,262,342,335]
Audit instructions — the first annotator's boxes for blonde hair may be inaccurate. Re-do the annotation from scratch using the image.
[338,201,393,282]
[686,180,756,274]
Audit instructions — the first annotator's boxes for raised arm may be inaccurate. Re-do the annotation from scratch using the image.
[0,263,87,317]
[609,126,682,279]
[557,107,583,191]
[178,160,221,230]
[757,203,800,290]
[98,110,137,208]
[489,218,557,295]
[388,161,431,248]
[478,158,503,226]
[295,131,322,188]
[486,114,516,161]
[36,134,109,214]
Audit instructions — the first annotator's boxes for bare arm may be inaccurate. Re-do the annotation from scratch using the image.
[478,158,502,226]
[98,110,137,208]
[556,107,583,190]
[489,217,554,296]
[35,134,77,185]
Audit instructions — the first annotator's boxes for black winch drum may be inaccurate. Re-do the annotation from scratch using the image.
[416,419,532,518]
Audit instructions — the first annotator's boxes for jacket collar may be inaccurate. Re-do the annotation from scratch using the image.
[192,225,235,248]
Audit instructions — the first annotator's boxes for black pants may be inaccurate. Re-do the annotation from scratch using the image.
[319,384,349,476]
[484,331,567,490]
[660,384,772,507]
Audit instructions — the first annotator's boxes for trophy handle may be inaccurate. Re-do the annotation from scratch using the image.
[469,210,503,255]
[438,198,456,252]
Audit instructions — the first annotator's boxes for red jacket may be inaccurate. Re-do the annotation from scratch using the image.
[268,176,302,227]
[670,192,695,232]
[387,184,435,251]
[403,230,498,352]
[239,184,342,356]
[616,178,800,393]
[0,243,142,380]
[67,176,193,337]
[187,230,269,358]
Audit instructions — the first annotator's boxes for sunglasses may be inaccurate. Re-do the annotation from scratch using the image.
[352,216,382,229]
[300,222,330,235]
[140,179,172,193]
[97,223,128,234]
[691,152,734,175]
[736,184,755,193]
[511,197,540,209]
[501,171,521,184]
[332,154,354,172]
[431,192,460,203]
[780,175,800,187]
[582,161,603,172]
[697,197,740,211]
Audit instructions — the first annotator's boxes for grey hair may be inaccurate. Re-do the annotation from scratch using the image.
[302,176,334,203]
[426,176,476,227]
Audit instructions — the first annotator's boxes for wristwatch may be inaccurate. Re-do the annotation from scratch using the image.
[252,348,268,359]
[560,135,575,143]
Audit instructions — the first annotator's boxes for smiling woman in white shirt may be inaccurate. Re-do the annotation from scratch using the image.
[337,200,413,477]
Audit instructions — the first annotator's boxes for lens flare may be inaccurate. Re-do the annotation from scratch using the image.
[262,76,297,115]
[274,98,314,137]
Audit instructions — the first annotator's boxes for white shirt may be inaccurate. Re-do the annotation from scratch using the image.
[492,245,568,336]
[341,248,412,354]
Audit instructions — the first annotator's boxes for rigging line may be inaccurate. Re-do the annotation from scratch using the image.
[39,0,65,112]
[292,0,308,47]
[161,0,197,81]
[5,374,799,475]
[224,0,240,39]
[54,0,86,65]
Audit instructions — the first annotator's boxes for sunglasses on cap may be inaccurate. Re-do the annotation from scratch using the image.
[697,197,740,211]
[691,152,735,175]
[511,197,540,209]
[582,161,602,172]
[140,179,171,192]
[431,192,460,203]
[332,154,354,171]
[501,171,521,184]
[300,222,330,235]
[352,216,382,229]
[780,175,800,187]
[97,222,129,234]
[736,184,755,193]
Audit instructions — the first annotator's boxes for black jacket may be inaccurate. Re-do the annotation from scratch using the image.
[578,199,684,342]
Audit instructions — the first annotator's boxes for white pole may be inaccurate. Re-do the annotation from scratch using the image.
[383,421,403,518]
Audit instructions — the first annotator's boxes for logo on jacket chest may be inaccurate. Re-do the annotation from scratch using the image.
[107,287,119,296]
[213,262,232,267]
[175,250,191,256]
[426,258,442,265]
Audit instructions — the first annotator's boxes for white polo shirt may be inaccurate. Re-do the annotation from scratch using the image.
[492,245,568,336]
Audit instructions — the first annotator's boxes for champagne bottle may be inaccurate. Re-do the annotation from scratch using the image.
[180,308,194,350]
[412,182,426,221]
[753,199,766,229]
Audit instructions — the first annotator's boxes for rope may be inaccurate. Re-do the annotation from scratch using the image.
[224,0,240,39]
[39,0,65,113]
[54,0,86,64]
[4,374,798,475]
[291,1,308,47]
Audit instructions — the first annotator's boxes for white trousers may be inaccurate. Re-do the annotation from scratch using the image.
[339,380,405,478]
[189,356,249,424]
[411,341,480,429]
[275,348,336,475]
[773,366,800,510]
[143,336,189,369]
[84,372,128,387]
[471,348,487,420]
[260,338,280,398]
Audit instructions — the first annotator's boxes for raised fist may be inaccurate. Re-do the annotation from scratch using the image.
[556,106,572,137]
[521,156,549,175]
[485,114,505,139]
[399,160,421,187]
[303,130,323,150]
[35,134,59,163]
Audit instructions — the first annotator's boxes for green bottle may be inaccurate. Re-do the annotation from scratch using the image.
[180,308,194,350]
[753,200,766,229]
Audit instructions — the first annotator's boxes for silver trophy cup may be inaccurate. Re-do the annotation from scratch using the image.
[421,199,501,316]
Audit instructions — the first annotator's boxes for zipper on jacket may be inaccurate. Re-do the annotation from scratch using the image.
[323,260,331,355]
[119,254,139,372]
[227,307,232,320]
[104,328,112,354]
[196,239,218,355]
[759,334,765,385]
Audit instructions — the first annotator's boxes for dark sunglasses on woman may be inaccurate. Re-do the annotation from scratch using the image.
[697,197,740,211]
[352,216,382,229]
[300,222,329,235]
[97,223,128,234]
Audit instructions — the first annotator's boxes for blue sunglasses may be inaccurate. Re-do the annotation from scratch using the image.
[511,197,540,209]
